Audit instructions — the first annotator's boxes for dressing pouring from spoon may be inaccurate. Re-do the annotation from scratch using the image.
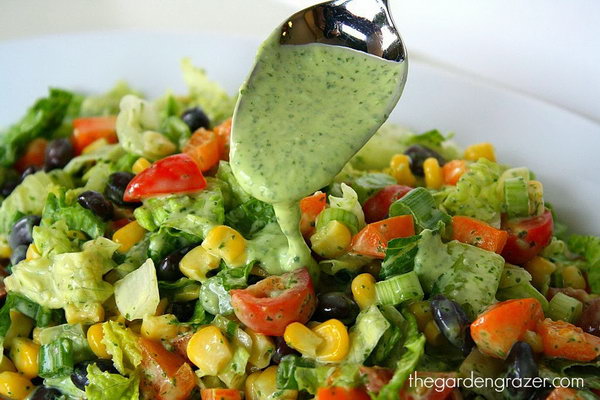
[230,0,408,273]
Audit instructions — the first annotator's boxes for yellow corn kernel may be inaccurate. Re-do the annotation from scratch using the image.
[390,154,417,186]
[67,229,88,241]
[0,357,16,373]
[562,265,587,290]
[82,138,109,154]
[464,142,496,162]
[408,301,433,331]
[87,323,110,359]
[245,329,275,369]
[113,221,146,253]
[141,314,180,341]
[310,220,352,259]
[9,338,39,379]
[0,371,34,400]
[202,225,246,266]
[246,366,298,400]
[187,325,232,376]
[312,319,350,363]
[132,157,152,174]
[179,245,221,282]
[284,322,323,358]
[3,311,34,349]
[25,243,40,261]
[525,256,556,293]
[65,303,104,325]
[0,242,11,259]
[351,273,377,309]
[522,330,544,353]
[154,298,169,316]
[424,320,444,346]
[527,180,544,216]
[423,157,444,189]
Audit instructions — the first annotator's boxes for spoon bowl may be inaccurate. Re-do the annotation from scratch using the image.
[279,0,406,62]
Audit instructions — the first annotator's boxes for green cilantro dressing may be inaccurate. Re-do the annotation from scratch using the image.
[231,30,406,271]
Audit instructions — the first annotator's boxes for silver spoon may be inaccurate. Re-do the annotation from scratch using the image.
[279,0,406,63]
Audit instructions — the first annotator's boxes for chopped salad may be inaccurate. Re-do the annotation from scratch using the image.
[0,60,599,400]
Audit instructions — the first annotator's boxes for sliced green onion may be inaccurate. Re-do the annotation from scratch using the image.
[504,177,529,218]
[389,187,450,231]
[316,207,359,234]
[548,292,583,323]
[527,180,545,216]
[497,167,530,195]
[39,338,74,379]
[375,271,424,306]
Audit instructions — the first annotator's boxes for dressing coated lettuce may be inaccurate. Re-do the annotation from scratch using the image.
[42,190,106,239]
[32,220,79,257]
[568,234,600,294]
[80,81,141,117]
[101,321,142,374]
[86,363,140,400]
[346,305,390,364]
[114,258,160,320]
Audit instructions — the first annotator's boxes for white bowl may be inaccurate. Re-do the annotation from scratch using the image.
[1,31,599,234]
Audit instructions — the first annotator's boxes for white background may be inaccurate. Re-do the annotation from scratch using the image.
[1,0,599,123]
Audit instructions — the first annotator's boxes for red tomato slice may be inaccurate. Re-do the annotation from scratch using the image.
[300,191,327,237]
[139,337,196,400]
[537,318,600,362]
[351,215,415,258]
[470,298,544,359]
[400,372,457,400]
[72,116,118,154]
[359,366,394,394]
[363,185,413,223]
[546,387,584,400]
[201,389,241,400]
[316,387,371,400]
[231,268,316,336]
[14,138,47,172]
[451,215,508,254]
[183,128,220,172]
[501,210,553,265]
[124,153,206,201]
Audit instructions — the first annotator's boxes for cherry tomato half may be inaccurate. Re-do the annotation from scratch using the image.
[501,210,553,265]
[363,185,413,223]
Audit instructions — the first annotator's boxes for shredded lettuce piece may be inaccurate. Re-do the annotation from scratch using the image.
[116,95,176,160]
[32,220,79,257]
[101,321,142,374]
[0,88,74,167]
[568,234,600,294]
[42,190,106,238]
[86,363,140,400]
[0,171,61,234]
[442,159,506,226]
[346,305,390,364]
[181,58,236,125]
[5,237,118,309]
[80,81,142,117]
[134,182,225,238]
[328,183,366,230]
[114,258,160,320]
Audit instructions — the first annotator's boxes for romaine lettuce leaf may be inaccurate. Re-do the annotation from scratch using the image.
[101,321,142,374]
[225,198,276,238]
[216,161,252,208]
[0,171,60,234]
[147,227,199,262]
[568,234,600,294]
[44,374,85,398]
[181,58,236,125]
[32,220,79,257]
[37,323,94,363]
[86,363,140,400]
[116,95,177,160]
[0,88,74,167]
[42,190,106,239]
[114,258,160,320]
[346,305,390,364]
[134,183,225,238]
[380,235,421,279]
[4,237,118,309]
[442,158,506,226]
[80,81,141,117]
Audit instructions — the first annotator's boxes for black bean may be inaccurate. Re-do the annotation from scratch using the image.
[181,107,210,132]
[30,386,63,400]
[313,292,359,325]
[430,294,472,355]
[0,177,19,197]
[272,336,299,364]
[579,297,600,337]
[105,172,140,208]
[156,245,196,281]
[78,190,114,220]
[504,341,539,400]
[169,301,196,322]
[404,144,445,176]
[9,244,28,266]
[71,359,118,390]
[44,138,74,171]
[9,215,41,249]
